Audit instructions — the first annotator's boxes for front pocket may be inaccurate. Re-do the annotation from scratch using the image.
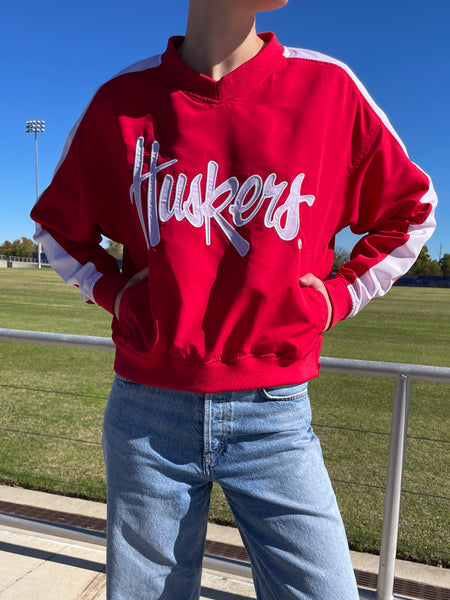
[261,382,308,400]
[300,286,329,334]
[112,280,157,355]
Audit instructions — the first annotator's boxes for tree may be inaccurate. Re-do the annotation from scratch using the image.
[0,240,13,256]
[106,239,123,260]
[428,260,442,276]
[0,237,37,257]
[408,245,441,275]
[439,254,450,277]
[332,246,350,272]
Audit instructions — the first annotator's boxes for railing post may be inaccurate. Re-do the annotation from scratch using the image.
[376,374,411,600]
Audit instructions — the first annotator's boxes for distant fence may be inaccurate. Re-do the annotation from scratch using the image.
[395,274,450,288]
[0,254,49,268]
[0,254,35,263]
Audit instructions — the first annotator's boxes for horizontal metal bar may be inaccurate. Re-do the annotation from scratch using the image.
[0,328,115,352]
[320,356,450,383]
[202,554,253,579]
[0,512,256,578]
[1,328,449,383]
[0,512,106,546]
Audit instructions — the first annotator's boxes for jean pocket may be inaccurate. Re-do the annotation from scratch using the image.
[261,382,308,400]
[115,373,138,385]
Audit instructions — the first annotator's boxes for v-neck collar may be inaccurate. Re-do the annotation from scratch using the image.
[161,32,285,103]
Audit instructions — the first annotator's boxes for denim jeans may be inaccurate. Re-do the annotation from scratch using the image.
[102,375,359,600]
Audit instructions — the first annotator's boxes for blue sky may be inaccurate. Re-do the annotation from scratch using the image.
[1,0,448,260]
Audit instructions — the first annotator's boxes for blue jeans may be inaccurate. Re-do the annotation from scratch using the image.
[102,376,359,600]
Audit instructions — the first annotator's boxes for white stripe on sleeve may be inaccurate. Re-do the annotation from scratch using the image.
[285,46,438,318]
[346,180,437,317]
[34,224,103,304]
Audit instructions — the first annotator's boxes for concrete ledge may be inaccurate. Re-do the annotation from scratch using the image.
[0,485,106,520]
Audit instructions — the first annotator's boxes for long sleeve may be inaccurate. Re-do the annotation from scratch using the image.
[30,89,129,314]
[324,90,437,328]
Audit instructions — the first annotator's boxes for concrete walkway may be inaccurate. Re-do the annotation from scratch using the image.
[0,486,449,599]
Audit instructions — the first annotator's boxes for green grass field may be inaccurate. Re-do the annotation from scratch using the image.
[0,268,448,566]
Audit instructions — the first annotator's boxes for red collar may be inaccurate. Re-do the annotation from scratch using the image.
[161,32,285,102]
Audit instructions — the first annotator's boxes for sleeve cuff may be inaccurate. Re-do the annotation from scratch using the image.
[323,277,354,329]
[92,272,129,315]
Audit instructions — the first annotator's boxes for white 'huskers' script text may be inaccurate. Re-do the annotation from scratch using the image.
[130,137,315,256]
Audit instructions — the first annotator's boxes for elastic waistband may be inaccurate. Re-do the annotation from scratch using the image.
[113,346,321,393]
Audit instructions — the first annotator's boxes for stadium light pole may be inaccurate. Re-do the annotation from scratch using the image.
[25,120,45,269]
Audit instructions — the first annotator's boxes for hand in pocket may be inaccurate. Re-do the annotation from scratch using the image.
[114,267,149,320]
[299,273,332,330]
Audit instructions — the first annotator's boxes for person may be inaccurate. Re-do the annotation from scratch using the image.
[30,0,437,598]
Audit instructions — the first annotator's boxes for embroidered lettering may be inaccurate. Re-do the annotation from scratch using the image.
[130,137,315,256]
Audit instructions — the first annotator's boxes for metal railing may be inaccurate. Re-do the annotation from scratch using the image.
[0,254,49,266]
[0,255,35,263]
[0,327,449,600]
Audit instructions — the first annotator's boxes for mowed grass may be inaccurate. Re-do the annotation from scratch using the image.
[0,269,448,565]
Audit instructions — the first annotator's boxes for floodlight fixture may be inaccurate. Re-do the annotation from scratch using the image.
[26,119,46,268]
[25,120,45,133]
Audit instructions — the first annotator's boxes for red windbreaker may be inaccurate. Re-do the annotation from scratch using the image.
[30,33,437,391]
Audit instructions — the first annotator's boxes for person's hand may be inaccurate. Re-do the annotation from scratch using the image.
[114,267,149,320]
[299,273,332,330]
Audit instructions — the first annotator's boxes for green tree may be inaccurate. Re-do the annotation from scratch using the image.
[332,246,350,272]
[408,245,441,275]
[0,237,37,257]
[0,240,13,256]
[428,260,442,275]
[439,253,450,276]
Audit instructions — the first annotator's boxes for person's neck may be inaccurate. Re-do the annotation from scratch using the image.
[177,1,264,81]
